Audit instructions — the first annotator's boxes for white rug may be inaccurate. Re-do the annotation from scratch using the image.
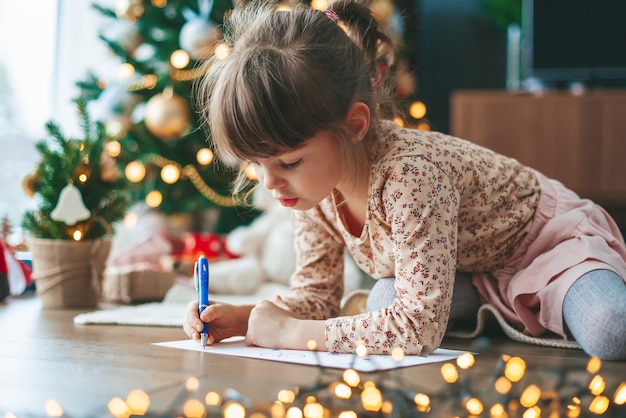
[73,301,188,327]
[73,282,290,327]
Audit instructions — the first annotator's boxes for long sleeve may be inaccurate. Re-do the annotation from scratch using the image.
[278,208,346,320]
[324,160,459,355]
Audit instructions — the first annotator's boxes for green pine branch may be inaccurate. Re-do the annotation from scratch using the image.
[74,72,105,102]
[21,100,132,241]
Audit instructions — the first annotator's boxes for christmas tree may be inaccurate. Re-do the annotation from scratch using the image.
[78,0,421,234]
[21,99,132,241]
[79,0,258,235]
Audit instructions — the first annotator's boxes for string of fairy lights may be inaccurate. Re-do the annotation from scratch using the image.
[17,339,626,417]
[15,1,625,415]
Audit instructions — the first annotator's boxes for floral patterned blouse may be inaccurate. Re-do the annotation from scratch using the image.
[279,120,541,355]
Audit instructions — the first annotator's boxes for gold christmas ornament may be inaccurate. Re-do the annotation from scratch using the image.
[50,183,92,226]
[22,172,39,197]
[144,89,191,140]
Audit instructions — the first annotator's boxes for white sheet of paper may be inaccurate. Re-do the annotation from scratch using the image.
[153,337,465,372]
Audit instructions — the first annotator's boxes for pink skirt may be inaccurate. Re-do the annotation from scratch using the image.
[472,170,626,339]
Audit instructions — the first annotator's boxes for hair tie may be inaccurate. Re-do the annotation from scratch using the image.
[324,9,339,23]
[371,74,383,88]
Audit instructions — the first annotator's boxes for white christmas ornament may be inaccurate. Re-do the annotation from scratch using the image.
[51,183,91,225]
[179,0,219,58]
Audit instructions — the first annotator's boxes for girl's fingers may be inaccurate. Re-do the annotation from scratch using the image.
[183,322,199,341]
[185,300,205,338]
[273,295,289,310]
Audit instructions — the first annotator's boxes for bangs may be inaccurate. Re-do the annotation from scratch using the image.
[208,46,354,163]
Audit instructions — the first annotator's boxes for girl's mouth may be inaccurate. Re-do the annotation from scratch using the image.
[279,198,298,207]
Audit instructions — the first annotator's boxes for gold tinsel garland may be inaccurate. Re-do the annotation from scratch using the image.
[145,154,239,207]
[115,65,208,93]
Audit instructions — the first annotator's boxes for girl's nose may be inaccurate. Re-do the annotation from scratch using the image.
[258,167,286,191]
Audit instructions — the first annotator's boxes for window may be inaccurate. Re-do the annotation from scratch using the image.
[0,0,115,231]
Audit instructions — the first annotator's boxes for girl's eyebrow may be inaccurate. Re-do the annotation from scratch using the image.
[265,138,310,163]
[277,146,306,161]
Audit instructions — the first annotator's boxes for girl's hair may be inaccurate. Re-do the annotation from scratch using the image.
[195,0,397,197]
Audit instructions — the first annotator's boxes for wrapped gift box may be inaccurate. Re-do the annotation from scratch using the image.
[102,264,176,304]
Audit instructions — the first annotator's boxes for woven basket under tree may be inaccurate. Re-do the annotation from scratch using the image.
[21,100,131,308]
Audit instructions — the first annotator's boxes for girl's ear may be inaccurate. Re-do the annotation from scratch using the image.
[345,102,370,143]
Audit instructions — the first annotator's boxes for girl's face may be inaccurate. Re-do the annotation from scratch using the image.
[252,130,345,211]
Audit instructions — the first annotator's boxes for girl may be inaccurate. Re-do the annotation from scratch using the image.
[184,0,626,360]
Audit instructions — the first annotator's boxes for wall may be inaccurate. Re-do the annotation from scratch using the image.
[413,0,508,133]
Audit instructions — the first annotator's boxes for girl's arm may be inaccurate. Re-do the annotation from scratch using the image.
[242,207,344,351]
[245,299,327,350]
[278,208,347,320]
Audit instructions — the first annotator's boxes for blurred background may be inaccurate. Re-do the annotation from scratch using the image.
[1,0,625,245]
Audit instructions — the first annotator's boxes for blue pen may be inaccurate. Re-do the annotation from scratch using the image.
[197,255,210,349]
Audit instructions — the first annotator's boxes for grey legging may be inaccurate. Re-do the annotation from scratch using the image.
[366,269,626,361]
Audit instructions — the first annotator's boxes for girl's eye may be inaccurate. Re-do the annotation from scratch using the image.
[280,159,302,170]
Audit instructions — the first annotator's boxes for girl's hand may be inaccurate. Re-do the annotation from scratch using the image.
[246,299,298,348]
[183,300,251,345]
[246,300,326,350]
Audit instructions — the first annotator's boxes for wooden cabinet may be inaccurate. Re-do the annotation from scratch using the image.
[450,89,626,205]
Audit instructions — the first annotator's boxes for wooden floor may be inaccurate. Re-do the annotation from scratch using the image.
[1,293,624,418]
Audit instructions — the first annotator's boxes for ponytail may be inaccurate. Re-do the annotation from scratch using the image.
[327,0,396,116]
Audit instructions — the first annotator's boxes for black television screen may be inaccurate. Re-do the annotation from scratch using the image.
[521,0,626,84]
